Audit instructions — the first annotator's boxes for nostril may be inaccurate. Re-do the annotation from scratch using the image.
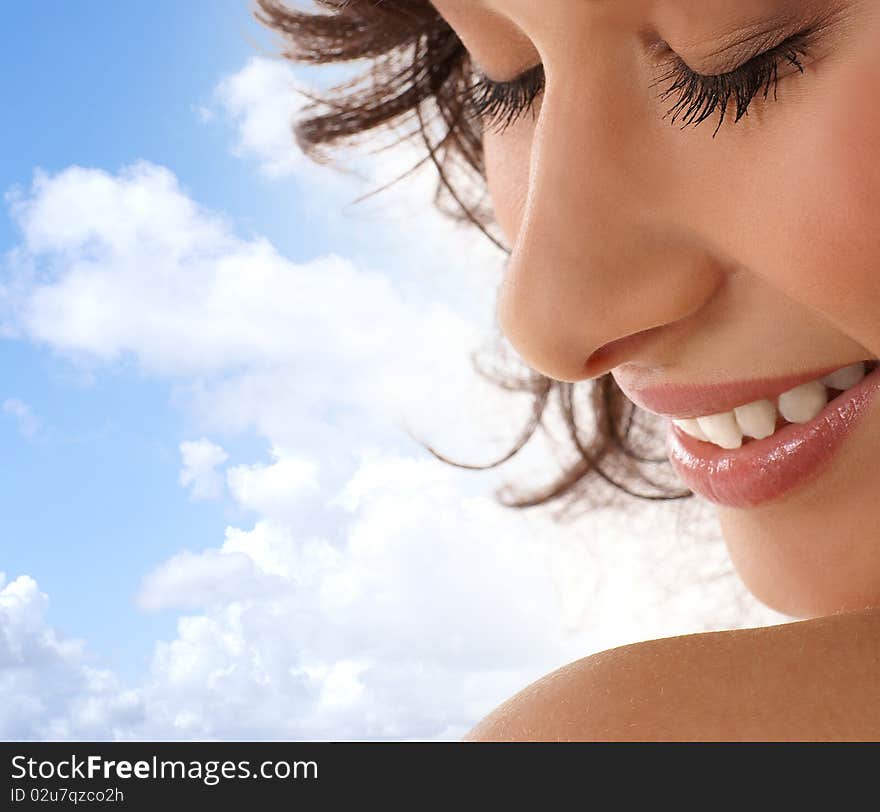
[583,325,667,378]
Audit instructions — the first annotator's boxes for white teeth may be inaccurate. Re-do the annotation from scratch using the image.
[695,412,743,449]
[733,398,777,440]
[675,362,874,450]
[820,362,865,390]
[777,380,828,424]
[672,417,709,441]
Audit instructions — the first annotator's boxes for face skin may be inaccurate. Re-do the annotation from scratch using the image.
[430,0,880,618]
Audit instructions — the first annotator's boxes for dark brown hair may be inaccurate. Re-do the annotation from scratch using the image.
[251,0,694,520]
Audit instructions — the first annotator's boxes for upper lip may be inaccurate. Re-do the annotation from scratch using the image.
[613,362,869,420]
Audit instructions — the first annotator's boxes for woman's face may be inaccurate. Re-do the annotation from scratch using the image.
[431,0,880,618]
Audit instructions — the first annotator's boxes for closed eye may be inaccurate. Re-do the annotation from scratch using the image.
[650,26,815,137]
[465,62,545,134]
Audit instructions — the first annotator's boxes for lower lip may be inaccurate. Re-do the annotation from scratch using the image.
[666,363,880,509]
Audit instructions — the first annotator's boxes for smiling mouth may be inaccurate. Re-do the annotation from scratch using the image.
[666,360,880,509]
[671,360,879,451]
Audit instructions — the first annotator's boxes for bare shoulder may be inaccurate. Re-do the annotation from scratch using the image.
[463,609,880,741]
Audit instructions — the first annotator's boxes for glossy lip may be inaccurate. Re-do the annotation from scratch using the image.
[615,362,872,419]
[666,362,880,509]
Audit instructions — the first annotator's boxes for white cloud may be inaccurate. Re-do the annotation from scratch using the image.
[211,56,310,179]
[128,455,567,739]
[179,438,229,501]
[194,104,215,124]
[204,56,505,322]
[2,398,42,441]
[2,158,506,486]
[5,160,482,402]
[226,447,319,519]
[0,573,143,740]
[134,548,285,612]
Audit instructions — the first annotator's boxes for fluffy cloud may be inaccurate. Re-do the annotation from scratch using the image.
[206,56,504,321]
[226,447,319,519]
[0,573,144,740]
[134,547,286,613]
[131,455,591,739]
[179,438,230,501]
[212,56,310,179]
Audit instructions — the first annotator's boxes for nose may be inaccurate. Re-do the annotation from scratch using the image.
[495,60,724,382]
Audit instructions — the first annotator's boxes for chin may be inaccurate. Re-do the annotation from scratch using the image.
[721,529,880,620]
[715,450,880,618]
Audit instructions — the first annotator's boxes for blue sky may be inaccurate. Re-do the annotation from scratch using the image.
[0,1,782,741]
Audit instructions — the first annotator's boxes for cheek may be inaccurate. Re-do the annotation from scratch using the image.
[779,64,880,348]
[719,39,880,354]
[483,124,534,245]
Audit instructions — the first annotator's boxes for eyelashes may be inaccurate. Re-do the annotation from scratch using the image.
[652,28,814,137]
[467,62,546,134]
[465,28,816,138]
